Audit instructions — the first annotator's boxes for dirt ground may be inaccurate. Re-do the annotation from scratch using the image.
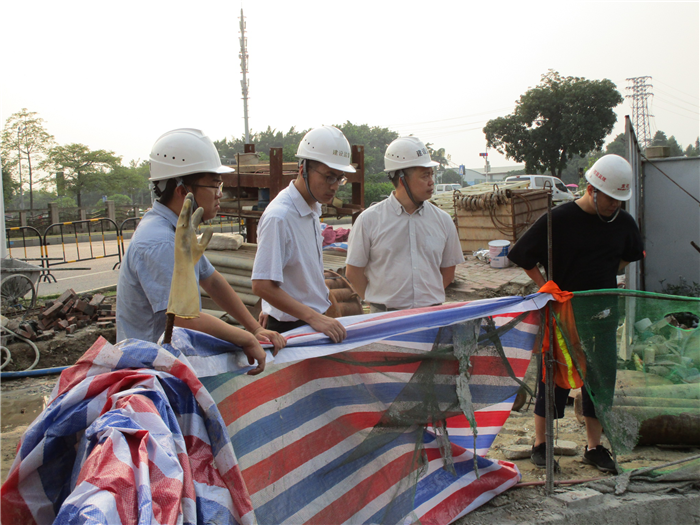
[2,290,698,518]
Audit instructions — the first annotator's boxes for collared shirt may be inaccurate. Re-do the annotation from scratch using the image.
[116,200,215,342]
[252,181,331,322]
[347,192,464,310]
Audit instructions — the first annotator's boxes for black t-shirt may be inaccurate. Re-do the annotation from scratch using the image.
[508,201,644,292]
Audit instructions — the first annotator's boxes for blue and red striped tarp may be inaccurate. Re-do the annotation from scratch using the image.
[1,293,549,525]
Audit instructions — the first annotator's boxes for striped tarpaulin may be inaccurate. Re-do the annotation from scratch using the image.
[1,293,549,524]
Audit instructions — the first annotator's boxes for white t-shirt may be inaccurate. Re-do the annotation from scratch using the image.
[252,181,331,322]
[347,193,464,309]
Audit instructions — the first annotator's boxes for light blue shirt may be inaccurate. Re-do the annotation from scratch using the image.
[116,201,215,342]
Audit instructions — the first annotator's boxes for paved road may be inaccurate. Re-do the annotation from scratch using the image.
[5,216,353,299]
[5,239,128,297]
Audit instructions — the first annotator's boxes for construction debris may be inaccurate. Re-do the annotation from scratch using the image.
[14,289,116,341]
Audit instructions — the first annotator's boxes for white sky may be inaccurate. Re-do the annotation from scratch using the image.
[1,0,698,172]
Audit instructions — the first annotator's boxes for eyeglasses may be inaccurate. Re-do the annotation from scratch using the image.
[312,169,347,186]
[190,181,224,192]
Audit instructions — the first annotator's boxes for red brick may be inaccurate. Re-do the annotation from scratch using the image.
[65,324,77,335]
[57,319,70,330]
[74,299,89,313]
[40,301,64,320]
[89,294,105,307]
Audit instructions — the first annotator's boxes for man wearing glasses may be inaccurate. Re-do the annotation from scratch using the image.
[117,129,285,373]
[346,137,464,312]
[251,126,355,343]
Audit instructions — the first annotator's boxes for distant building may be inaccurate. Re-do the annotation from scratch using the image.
[464,165,524,185]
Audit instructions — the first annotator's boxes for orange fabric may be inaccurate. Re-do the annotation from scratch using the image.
[538,281,586,389]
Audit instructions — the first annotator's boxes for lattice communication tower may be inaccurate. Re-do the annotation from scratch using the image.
[239,9,250,144]
[625,76,654,148]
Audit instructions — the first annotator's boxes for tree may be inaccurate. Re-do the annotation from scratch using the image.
[605,133,626,157]
[442,169,461,184]
[2,154,18,205]
[483,70,623,178]
[685,138,700,157]
[41,144,121,207]
[1,108,55,210]
[650,131,686,157]
[105,160,150,204]
[335,122,399,177]
[426,144,450,171]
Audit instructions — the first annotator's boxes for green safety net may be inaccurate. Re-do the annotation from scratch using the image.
[564,290,700,461]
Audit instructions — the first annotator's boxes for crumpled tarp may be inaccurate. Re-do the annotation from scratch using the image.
[1,293,551,525]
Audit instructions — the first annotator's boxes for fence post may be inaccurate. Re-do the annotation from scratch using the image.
[79,208,88,233]
[19,210,27,227]
[48,202,60,225]
[106,201,116,230]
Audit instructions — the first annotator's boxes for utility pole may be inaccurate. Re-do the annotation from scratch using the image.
[239,9,251,144]
[625,76,654,149]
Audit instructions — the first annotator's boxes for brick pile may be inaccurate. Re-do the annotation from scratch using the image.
[13,289,116,341]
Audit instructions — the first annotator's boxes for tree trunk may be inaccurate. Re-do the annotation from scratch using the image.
[28,156,33,210]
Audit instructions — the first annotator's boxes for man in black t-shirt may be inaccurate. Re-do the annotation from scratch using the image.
[508,155,644,473]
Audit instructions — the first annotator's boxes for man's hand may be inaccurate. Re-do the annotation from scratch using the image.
[258,311,269,329]
[308,312,347,343]
[253,327,286,355]
[239,332,267,375]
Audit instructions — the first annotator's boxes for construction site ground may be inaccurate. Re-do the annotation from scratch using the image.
[2,258,698,522]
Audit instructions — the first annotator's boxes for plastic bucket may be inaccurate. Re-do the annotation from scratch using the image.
[488,240,511,269]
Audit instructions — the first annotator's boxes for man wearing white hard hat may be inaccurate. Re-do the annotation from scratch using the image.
[345,136,464,312]
[508,154,644,473]
[117,128,285,374]
[251,125,354,343]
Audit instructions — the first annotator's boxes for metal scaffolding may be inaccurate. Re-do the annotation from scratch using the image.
[625,76,654,149]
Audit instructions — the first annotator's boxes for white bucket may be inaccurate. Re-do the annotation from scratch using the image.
[488,240,511,269]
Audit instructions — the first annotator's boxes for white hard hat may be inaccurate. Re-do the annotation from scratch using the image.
[296,126,356,173]
[149,128,233,182]
[585,154,633,201]
[384,136,439,173]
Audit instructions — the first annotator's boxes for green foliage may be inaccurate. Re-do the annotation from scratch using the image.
[685,138,699,157]
[334,122,399,177]
[41,144,121,207]
[441,169,461,184]
[56,195,77,208]
[650,131,690,157]
[1,108,56,209]
[606,133,626,157]
[104,160,150,204]
[214,126,307,163]
[214,122,401,179]
[105,194,133,206]
[484,70,623,178]
[660,277,700,298]
[2,154,18,203]
[426,144,449,171]
[364,182,394,205]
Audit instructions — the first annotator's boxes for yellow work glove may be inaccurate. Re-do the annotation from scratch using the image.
[166,193,213,319]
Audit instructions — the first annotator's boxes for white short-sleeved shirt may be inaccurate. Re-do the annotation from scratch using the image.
[116,201,215,342]
[346,192,464,310]
[252,182,331,322]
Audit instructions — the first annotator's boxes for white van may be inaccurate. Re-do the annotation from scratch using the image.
[434,183,462,194]
[504,175,574,203]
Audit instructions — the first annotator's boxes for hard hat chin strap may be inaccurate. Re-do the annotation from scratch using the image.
[177,178,199,210]
[398,170,422,209]
[301,160,320,204]
[593,189,620,223]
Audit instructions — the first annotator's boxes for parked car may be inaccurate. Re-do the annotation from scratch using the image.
[504,175,574,203]
[434,183,462,194]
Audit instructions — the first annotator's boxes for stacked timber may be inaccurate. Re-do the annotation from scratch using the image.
[202,243,350,316]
